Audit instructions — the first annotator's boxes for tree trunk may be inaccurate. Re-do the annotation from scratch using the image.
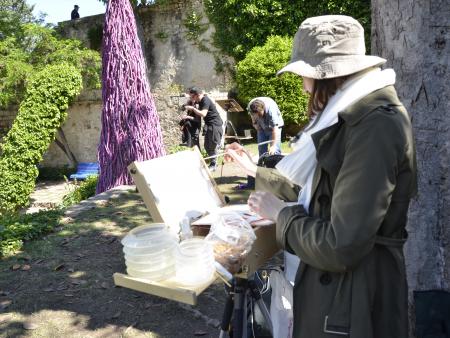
[371,0,450,334]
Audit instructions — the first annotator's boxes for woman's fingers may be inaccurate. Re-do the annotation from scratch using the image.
[248,191,264,213]
[224,144,258,176]
[248,191,287,221]
[225,142,243,151]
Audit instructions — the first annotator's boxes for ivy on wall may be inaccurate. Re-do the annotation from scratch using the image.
[204,0,371,61]
[0,63,83,214]
[0,23,100,109]
[87,24,103,51]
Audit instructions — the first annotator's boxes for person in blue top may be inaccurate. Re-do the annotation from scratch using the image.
[248,97,284,155]
[237,97,284,189]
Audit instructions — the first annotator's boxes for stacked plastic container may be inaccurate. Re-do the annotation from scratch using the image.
[121,223,177,281]
[175,238,215,286]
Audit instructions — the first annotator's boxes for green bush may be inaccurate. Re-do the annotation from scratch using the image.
[0,209,63,257]
[0,23,101,108]
[236,35,308,128]
[61,175,99,207]
[0,63,83,214]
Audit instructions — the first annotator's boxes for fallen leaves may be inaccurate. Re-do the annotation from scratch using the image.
[60,216,75,224]
[23,321,39,330]
[53,264,65,271]
[0,299,12,311]
[111,310,121,319]
[11,264,31,271]
[124,321,139,334]
[0,313,13,323]
[60,238,70,246]
[194,330,208,336]
[70,279,87,286]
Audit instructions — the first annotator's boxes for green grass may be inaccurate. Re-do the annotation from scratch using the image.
[0,175,100,258]
[0,209,64,257]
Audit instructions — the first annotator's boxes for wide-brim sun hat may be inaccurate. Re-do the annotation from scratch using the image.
[277,15,386,79]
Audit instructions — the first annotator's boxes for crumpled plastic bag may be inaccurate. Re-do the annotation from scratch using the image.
[205,211,256,274]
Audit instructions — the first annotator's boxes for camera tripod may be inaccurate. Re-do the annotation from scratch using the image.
[219,276,273,338]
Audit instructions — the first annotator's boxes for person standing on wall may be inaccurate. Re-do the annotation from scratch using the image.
[71,5,80,20]
[237,97,284,189]
[185,87,223,171]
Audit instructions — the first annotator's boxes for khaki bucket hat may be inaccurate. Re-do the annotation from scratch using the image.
[278,15,386,79]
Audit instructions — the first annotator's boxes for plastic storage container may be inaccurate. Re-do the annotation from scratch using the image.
[175,238,215,286]
[121,223,177,281]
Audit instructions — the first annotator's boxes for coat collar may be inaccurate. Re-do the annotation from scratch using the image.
[311,85,402,154]
[338,85,402,126]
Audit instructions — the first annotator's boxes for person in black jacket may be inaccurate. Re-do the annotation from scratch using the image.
[71,5,80,20]
[185,87,223,171]
[179,100,201,149]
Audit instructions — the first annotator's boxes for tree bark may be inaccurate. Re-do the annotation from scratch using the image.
[371,0,450,334]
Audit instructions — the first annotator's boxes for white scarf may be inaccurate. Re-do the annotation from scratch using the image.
[276,67,396,210]
[276,67,396,284]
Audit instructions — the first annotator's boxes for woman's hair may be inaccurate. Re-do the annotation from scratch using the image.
[249,100,265,114]
[307,76,349,118]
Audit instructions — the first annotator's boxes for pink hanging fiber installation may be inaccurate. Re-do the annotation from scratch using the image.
[97,0,165,194]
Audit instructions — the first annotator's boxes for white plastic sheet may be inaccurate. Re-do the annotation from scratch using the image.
[270,270,294,338]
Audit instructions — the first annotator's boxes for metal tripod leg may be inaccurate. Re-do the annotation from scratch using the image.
[233,279,245,338]
[219,293,234,338]
[218,276,272,338]
[248,280,273,335]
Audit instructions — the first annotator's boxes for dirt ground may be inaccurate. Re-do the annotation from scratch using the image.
[0,163,258,338]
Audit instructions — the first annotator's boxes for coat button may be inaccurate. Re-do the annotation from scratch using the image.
[320,272,332,285]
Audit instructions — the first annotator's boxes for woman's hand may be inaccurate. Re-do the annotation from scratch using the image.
[268,144,277,155]
[225,143,257,177]
[248,191,288,221]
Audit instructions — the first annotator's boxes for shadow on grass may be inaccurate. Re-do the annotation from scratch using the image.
[0,191,226,337]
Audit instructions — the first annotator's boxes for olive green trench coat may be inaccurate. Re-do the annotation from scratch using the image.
[256,86,417,338]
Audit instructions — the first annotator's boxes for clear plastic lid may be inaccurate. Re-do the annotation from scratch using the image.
[176,238,213,258]
[127,266,175,281]
[121,223,172,248]
[125,258,175,272]
[124,242,176,263]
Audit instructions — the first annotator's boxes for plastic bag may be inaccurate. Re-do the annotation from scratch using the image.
[270,270,294,338]
[205,211,256,274]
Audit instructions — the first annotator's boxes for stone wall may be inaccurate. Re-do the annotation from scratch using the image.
[0,106,17,143]
[39,0,234,167]
[42,91,103,167]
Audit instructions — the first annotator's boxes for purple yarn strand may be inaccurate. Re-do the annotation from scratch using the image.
[97,0,165,194]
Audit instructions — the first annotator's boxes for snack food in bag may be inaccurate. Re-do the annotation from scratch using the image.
[205,212,256,274]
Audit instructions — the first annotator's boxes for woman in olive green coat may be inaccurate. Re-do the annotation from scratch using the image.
[226,15,417,338]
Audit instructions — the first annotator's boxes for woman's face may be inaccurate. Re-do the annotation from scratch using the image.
[302,77,314,94]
